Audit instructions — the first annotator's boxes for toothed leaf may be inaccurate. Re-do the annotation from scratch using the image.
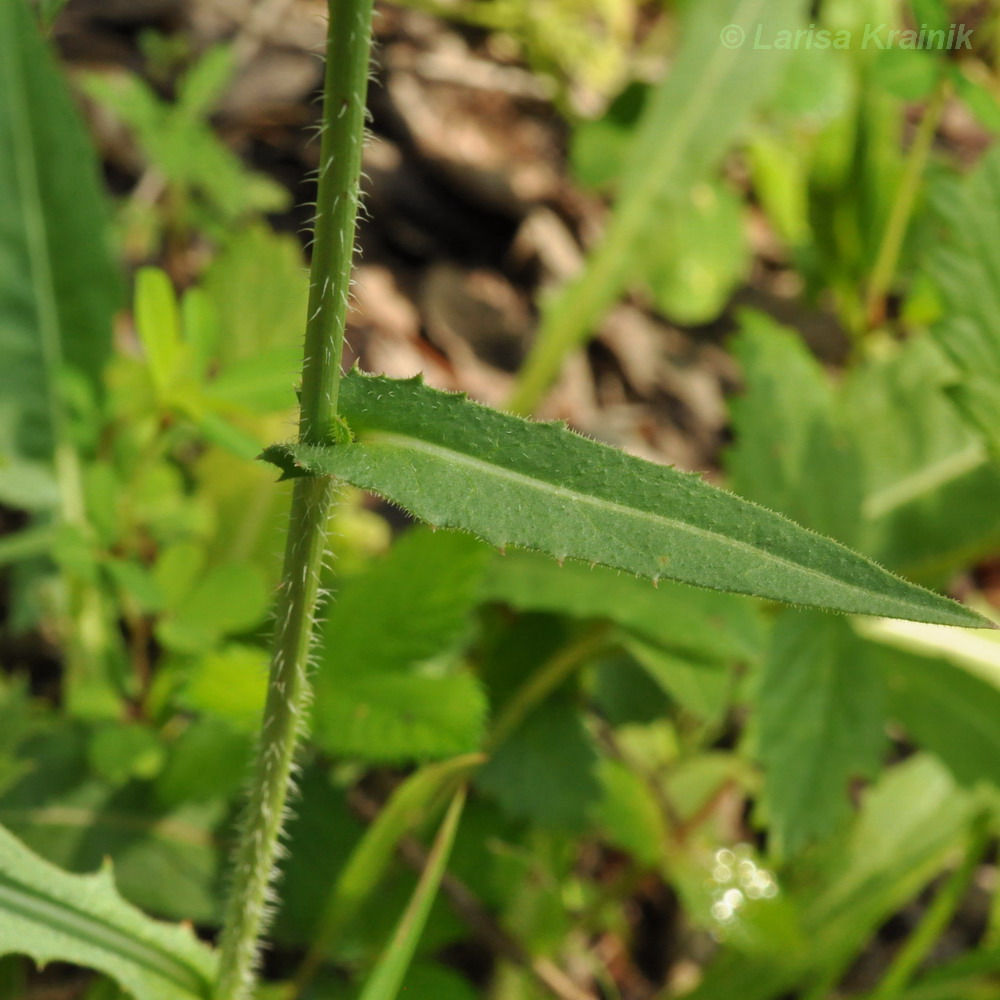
[0,823,215,999]
[926,148,1000,459]
[261,371,986,628]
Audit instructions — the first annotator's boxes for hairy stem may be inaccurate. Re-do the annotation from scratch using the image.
[213,2,374,997]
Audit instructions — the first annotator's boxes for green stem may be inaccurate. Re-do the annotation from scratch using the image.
[868,818,990,1000]
[487,624,609,751]
[213,2,374,998]
[863,77,948,331]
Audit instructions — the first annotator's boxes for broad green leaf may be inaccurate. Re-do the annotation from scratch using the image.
[0,0,119,474]
[0,726,224,923]
[0,824,216,1000]
[262,371,988,628]
[358,787,467,1000]
[180,644,269,732]
[726,312,863,544]
[879,647,1000,789]
[201,225,309,365]
[155,563,269,654]
[925,148,1000,458]
[87,723,164,787]
[508,0,808,412]
[476,698,599,831]
[204,347,301,412]
[312,528,491,763]
[843,334,1000,581]
[480,547,763,662]
[753,612,885,855]
[154,717,251,808]
[317,674,487,765]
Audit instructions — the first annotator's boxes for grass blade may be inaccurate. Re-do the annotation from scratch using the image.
[357,786,467,1000]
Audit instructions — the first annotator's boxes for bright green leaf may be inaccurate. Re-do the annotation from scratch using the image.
[156,563,268,653]
[134,268,182,397]
[312,529,491,763]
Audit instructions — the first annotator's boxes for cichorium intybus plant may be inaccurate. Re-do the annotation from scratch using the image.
[211,2,993,999]
[0,0,994,998]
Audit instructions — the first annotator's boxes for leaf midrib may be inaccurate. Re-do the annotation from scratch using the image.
[0,875,209,997]
[347,430,935,617]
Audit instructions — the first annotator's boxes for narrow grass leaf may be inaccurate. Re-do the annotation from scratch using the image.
[294,756,482,995]
[508,0,808,412]
[357,787,467,1000]
[262,371,988,628]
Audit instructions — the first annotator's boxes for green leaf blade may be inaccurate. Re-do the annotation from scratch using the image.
[0,0,120,467]
[0,824,215,1000]
[754,613,886,856]
[263,371,987,628]
[312,528,491,763]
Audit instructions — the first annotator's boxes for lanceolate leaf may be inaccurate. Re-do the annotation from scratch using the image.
[0,0,120,469]
[262,371,987,628]
[0,824,216,1000]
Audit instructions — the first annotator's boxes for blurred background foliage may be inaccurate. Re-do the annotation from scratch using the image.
[4,0,1000,998]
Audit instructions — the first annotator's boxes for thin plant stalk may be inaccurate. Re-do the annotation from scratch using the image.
[213,2,375,998]
[486,624,609,751]
[863,76,949,331]
[869,817,990,1000]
